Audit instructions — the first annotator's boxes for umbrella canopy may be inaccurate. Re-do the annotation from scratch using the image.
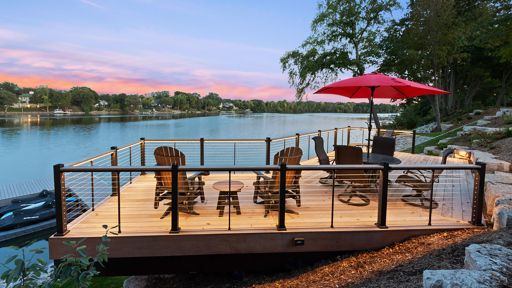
[314,72,451,99]
[314,72,451,159]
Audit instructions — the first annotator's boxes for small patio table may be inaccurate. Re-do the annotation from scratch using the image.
[213,180,244,217]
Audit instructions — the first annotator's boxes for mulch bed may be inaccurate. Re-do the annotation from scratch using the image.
[143,228,512,288]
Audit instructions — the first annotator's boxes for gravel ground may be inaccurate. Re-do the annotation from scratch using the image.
[140,228,512,288]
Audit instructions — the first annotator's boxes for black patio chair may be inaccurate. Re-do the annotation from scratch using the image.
[335,145,373,206]
[371,136,395,156]
[312,136,336,184]
[396,148,455,209]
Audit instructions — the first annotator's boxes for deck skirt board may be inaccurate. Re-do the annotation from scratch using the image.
[49,151,477,261]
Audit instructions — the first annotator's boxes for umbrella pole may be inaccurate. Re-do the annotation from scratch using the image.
[367,87,375,160]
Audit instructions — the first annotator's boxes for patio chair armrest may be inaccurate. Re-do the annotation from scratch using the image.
[253,171,271,180]
[404,170,429,182]
[187,171,210,181]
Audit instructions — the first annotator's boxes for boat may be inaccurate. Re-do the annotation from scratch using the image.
[0,189,89,233]
[0,189,54,217]
[53,109,70,114]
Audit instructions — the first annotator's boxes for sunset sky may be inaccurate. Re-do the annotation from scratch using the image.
[1,0,406,103]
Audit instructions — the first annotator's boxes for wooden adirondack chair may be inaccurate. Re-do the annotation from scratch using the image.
[153,146,208,219]
[253,147,302,217]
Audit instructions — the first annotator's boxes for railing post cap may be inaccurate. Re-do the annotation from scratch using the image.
[140,137,145,140]
[476,161,486,166]
[296,133,300,136]
[54,163,64,168]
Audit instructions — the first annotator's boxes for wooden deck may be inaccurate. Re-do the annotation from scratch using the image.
[49,152,478,273]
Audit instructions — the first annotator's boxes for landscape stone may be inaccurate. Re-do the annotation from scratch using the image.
[492,205,512,230]
[423,269,504,288]
[448,145,511,173]
[469,112,475,116]
[423,146,441,155]
[477,119,491,125]
[474,109,484,114]
[462,126,502,134]
[485,182,512,214]
[464,244,512,277]
[496,111,504,117]
[484,115,496,120]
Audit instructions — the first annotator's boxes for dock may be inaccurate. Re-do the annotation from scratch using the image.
[49,149,481,275]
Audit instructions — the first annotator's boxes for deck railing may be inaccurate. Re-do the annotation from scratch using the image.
[66,127,416,193]
[53,160,485,236]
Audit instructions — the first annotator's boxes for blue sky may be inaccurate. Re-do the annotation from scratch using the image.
[0,0,406,102]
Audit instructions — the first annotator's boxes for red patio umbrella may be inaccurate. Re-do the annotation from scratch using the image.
[314,72,450,158]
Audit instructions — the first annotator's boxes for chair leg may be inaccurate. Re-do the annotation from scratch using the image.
[337,186,370,206]
[400,189,439,209]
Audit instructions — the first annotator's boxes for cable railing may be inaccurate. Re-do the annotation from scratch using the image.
[53,161,485,236]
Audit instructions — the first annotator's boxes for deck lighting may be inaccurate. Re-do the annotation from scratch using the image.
[294,237,305,246]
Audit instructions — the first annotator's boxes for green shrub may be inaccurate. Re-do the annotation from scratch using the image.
[475,111,481,115]
[0,225,117,287]
[456,117,463,121]
[436,142,448,150]
[426,150,439,156]
[503,115,512,125]
[467,116,473,120]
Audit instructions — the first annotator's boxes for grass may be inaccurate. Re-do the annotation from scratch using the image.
[416,131,444,137]
[402,125,470,153]
[6,107,41,112]
[59,276,129,287]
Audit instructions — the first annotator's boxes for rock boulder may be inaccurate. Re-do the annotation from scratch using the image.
[464,244,512,277]
[423,269,504,288]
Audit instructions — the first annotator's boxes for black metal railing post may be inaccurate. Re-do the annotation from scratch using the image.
[411,130,416,154]
[200,138,205,166]
[428,170,435,226]
[170,164,181,233]
[90,160,95,211]
[471,162,486,226]
[334,128,338,146]
[377,128,381,136]
[295,133,300,147]
[116,171,121,234]
[54,164,69,236]
[277,162,287,231]
[140,137,146,175]
[111,146,118,196]
[376,163,389,229]
[347,126,351,145]
[318,130,321,137]
[129,147,132,184]
[265,137,271,173]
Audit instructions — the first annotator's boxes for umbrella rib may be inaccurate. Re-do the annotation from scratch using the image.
[349,87,362,98]
[391,86,409,99]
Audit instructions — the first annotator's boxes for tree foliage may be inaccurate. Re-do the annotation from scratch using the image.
[0,90,18,112]
[280,0,401,100]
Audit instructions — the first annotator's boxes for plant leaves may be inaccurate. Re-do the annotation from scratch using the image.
[7,245,20,250]
[77,248,87,257]
[4,255,17,264]
[36,258,46,266]
[102,224,108,229]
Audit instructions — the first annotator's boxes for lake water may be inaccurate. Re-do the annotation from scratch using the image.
[0,113,378,185]
[0,112,380,273]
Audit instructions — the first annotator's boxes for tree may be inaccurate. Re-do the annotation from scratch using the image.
[0,82,21,96]
[280,0,400,100]
[0,90,18,112]
[34,85,51,112]
[70,87,99,112]
[52,90,72,109]
[124,95,141,111]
